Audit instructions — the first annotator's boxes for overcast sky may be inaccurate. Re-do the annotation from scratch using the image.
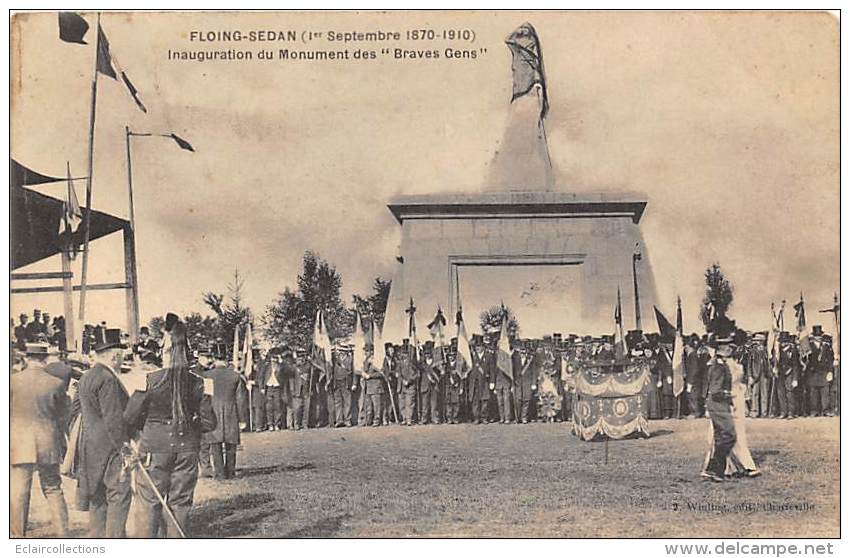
[11,11,839,335]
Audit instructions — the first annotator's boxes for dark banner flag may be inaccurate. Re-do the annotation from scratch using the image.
[58,12,89,44]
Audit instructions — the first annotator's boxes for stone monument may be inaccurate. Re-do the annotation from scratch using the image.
[382,23,658,339]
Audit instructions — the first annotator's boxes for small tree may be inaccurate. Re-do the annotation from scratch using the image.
[203,268,253,348]
[700,263,734,330]
[479,305,520,339]
[352,277,392,331]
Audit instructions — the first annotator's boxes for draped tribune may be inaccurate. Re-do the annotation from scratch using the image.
[573,360,652,441]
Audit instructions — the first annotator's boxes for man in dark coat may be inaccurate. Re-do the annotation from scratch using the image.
[807,331,833,416]
[289,349,312,430]
[362,348,386,427]
[774,334,800,418]
[11,342,70,537]
[746,333,770,418]
[468,336,492,424]
[123,330,216,538]
[330,347,356,427]
[13,313,28,349]
[444,345,464,424]
[76,329,131,537]
[702,337,737,483]
[397,340,419,426]
[514,343,537,424]
[419,342,442,425]
[657,342,676,419]
[197,355,245,479]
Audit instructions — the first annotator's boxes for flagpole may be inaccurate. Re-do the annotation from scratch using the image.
[123,126,141,342]
[63,162,77,353]
[77,12,102,328]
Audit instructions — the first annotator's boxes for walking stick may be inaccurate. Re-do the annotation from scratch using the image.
[247,380,254,432]
[383,372,400,424]
[128,441,187,538]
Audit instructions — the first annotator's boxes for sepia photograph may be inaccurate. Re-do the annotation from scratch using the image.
[6,7,842,545]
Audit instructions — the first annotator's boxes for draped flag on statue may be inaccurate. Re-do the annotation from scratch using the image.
[496,309,513,381]
[352,311,366,376]
[613,287,626,360]
[795,293,811,359]
[672,296,686,397]
[505,22,548,119]
[428,307,448,362]
[242,323,254,379]
[455,305,472,375]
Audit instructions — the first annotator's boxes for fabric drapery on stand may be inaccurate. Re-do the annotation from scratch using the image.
[573,361,651,441]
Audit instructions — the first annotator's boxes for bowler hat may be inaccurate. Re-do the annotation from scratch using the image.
[94,328,127,352]
[812,325,824,337]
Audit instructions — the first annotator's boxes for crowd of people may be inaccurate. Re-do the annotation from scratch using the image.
[236,326,840,434]
[8,306,841,537]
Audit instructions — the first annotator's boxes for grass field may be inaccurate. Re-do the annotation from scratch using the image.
[22,417,839,538]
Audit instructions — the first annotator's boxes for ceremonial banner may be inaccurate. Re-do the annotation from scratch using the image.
[573,361,651,440]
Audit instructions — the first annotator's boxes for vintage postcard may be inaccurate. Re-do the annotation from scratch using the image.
[8,9,840,544]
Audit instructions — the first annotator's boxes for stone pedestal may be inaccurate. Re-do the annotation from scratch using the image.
[382,191,658,339]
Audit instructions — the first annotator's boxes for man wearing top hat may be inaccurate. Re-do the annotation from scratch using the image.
[10,341,71,537]
[807,327,833,417]
[381,342,399,425]
[514,340,538,424]
[196,345,246,479]
[702,334,737,482]
[468,334,492,424]
[76,328,132,537]
[444,340,465,424]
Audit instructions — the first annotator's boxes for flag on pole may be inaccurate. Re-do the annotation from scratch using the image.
[672,297,686,397]
[352,311,366,376]
[60,164,83,235]
[406,297,418,358]
[653,306,676,340]
[613,287,626,360]
[243,323,254,379]
[232,325,241,373]
[795,293,811,358]
[311,310,329,382]
[455,306,472,374]
[59,12,90,44]
[94,22,148,113]
[427,307,447,361]
[372,320,386,370]
[496,310,513,381]
[169,133,195,152]
[505,22,548,119]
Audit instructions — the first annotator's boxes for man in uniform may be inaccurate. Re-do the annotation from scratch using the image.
[397,339,419,425]
[10,342,70,537]
[514,340,537,424]
[746,332,770,418]
[197,349,245,480]
[289,349,312,430]
[123,322,216,538]
[258,348,286,431]
[702,335,737,483]
[26,309,46,341]
[76,328,132,537]
[381,342,399,424]
[329,345,356,427]
[418,341,441,425]
[468,335,492,424]
[491,335,515,424]
[362,345,386,427]
[13,313,28,349]
[444,340,464,424]
[774,332,801,418]
[657,339,675,419]
[134,326,160,363]
[807,328,833,417]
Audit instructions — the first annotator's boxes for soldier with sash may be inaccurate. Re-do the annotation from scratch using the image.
[397,339,419,425]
